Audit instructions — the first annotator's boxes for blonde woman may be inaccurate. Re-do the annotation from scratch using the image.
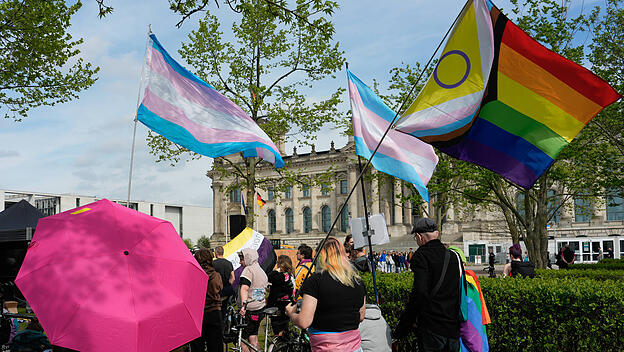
[286,237,366,352]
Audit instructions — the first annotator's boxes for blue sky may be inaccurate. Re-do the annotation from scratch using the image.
[8,0,597,207]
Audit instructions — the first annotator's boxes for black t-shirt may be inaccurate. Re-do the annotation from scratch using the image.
[267,270,293,307]
[300,271,365,332]
[213,258,234,289]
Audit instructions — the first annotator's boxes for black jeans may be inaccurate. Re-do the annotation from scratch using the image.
[190,310,223,352]
[417,329,460,352]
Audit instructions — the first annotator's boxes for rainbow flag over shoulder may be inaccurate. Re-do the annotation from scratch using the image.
[461,270,491,352]
[397,1,621,189]
[222,227,276,286]
[137,34,285,168]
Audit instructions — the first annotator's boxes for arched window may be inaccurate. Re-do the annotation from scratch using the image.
[268,209,276,234]
[321,205,331,233]
[229,189,241,203]
[303,207,312,233]
[575,193,592,222]
[516,193,525,218]
[546,189,561,224]
[607,188,623,221]
[340,204,349,232]
[285,208,294,234]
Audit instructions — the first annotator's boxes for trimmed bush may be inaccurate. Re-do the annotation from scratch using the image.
[537,268,624,281]
[569,258,624,271]
[361,272,624,351]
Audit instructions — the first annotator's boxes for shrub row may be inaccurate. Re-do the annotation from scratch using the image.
[569,258,624,271]
[536,268,624,281]
[361,272,624,351]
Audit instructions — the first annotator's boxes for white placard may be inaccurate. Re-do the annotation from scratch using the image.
[350,213,390,249]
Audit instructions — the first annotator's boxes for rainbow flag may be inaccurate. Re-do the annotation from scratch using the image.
[460,270,490,352]
[222,227,276,286]
[137,34,285,168]
[402,2,621,189]
[347,70,438,202]
[395,0,494,142]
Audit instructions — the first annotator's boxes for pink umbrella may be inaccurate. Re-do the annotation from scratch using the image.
[15,199,208,352]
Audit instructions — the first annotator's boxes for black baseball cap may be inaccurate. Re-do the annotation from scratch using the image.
[411,218,437,234]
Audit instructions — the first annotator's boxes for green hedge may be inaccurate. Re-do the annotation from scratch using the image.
[536,268,624,281]
[569,258,624,271]
[361,272,624,351]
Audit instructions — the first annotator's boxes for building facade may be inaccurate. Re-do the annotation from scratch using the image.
[0,189,213,244]
[208,138,419,247]
[208,138,624,263]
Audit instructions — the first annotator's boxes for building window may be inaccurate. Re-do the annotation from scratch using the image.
[574,193,592,222]
[150,204,154,216]
[284,186,292,199]
[606,188,623,221]
[268,209,276,234]
[229,189,241,203]
[321,185,329,196]
[303,207,312,233]
[340,204,349,232]
[35,198,59,216]
[516,193,525,218]
[340,180,348,194]
[285,208,294,234]
[302,185,310,197]
[321,206,331,233]
[75,198,80,208]
[546,189,560,224]
[268,188,274,201]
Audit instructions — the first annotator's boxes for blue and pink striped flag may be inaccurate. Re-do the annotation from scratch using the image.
[347,70,438,202]
[137,34,285,168]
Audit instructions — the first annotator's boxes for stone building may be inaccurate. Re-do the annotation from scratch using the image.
[208,137,419,247]
[208,139,624,262]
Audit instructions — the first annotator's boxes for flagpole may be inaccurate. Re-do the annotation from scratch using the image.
[127,25,152,207]
[295,2,468,298]
[358,155,380,304]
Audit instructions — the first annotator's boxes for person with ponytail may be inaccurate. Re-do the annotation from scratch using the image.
[267,255,295,337]
[191,248,223,352]
[286,237,366,352]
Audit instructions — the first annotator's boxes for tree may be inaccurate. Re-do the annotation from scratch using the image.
[147,0,345,228]
[366,63,478,241]
[457,0,624,268]
[168,0,339,31]
[197,235,211,248]
[0,0,99,121]
[183,238,194,249]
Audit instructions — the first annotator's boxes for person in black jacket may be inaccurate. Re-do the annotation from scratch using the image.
[394,218,460,352]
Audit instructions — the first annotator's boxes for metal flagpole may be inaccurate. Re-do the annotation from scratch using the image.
[294,1,468,298]
[358,155,380,304]
[127,25,152,206]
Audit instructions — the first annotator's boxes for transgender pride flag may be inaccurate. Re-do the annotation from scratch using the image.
[348,70,438,202]
[137,34,284,168]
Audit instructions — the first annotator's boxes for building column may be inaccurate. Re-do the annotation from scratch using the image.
[212,183,224,236]
[394,181,403,225]
[371,171,380,214]
[348,166,360,219]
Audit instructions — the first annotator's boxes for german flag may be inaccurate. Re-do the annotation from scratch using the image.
[256,193,266,210]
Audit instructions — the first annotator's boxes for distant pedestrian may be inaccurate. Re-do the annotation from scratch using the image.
[607,247,614,259]
[295,244,314,292]
[597,246,603,261]
[558,244,575,269]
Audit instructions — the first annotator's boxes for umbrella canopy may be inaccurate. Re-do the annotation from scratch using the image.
[15,199,208,352]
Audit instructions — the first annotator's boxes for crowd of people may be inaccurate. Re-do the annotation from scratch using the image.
[6,216,563,352]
